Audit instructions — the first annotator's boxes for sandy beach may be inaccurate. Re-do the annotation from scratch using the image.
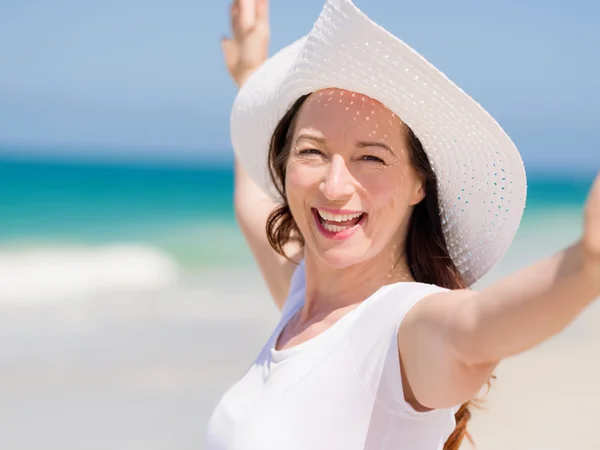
[2,0,600,446]
[0,256,599,450]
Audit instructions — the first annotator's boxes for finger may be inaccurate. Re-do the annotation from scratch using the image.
[220,38,239,70]
[256,0,269,23]
[231,0,255,41]
[230,2,240,37]
[238,0,256,32]
[230,1,239,16]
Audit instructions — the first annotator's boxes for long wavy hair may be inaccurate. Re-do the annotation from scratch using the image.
[265,93,487,449]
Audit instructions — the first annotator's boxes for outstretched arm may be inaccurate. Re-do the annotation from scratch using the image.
[221,0,302,309]
[399,173,600,410]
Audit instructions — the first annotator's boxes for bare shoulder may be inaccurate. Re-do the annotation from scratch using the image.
[403,288,478,328]
[396,287,492,410]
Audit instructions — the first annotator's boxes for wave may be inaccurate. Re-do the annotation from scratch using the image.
[0,243,180,303]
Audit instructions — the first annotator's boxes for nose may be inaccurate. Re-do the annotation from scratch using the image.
[319,154,356,200]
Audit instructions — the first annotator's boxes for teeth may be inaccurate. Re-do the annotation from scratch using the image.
[323,223,347,233]
[317,210,363,222]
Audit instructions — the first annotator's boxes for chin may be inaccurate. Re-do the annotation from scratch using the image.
[314,245,370,270]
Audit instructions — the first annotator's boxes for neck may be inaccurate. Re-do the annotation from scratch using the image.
[300,246,415,323]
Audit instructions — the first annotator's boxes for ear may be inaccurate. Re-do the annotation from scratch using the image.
[410,178,426,206]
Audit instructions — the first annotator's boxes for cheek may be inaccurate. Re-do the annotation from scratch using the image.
[359,170,416,207]
[285,163,323,211]
[287,155,331,186]
[358,169,399,194]
[286,163,319,192]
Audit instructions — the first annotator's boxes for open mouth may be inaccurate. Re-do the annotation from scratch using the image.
[312,208,367,238]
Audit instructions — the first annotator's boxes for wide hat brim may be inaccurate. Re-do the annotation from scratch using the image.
[230,0,527,286]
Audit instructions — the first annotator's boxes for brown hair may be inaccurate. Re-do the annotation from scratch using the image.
[265,93,484,449]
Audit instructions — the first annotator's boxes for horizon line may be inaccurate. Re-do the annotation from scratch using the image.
[0,143,597,177]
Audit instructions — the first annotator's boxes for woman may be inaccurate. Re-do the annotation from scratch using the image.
[206,1,600,449]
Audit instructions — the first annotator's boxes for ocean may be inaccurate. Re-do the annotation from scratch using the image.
[1,157,599,450]
[0,157,594,301]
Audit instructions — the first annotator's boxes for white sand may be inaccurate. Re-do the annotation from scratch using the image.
[465,299,600,450]
[0,261,598,449]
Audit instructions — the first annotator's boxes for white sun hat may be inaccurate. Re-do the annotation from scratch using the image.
[230,0,527,285]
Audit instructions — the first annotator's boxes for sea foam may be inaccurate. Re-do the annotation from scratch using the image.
[0,244,179,302]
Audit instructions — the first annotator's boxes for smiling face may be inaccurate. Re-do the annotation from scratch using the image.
[285,88,425,269]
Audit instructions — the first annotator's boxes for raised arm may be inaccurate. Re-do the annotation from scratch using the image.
[221,0,302,309]
[398,173,600,410]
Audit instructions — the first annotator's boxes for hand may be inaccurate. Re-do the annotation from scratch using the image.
[221,0,270,87]
[582,172,600,281]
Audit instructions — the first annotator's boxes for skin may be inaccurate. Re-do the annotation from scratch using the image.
[285,89,424,317]
[222,0,600,412]
[222,0,302,306]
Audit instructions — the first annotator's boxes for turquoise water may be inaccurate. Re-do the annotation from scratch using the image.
[0,158,595,268]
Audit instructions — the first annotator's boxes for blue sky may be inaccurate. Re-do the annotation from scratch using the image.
[0,0,599,170]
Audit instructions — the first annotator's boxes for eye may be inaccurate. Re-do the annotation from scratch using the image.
[298,148,324,157]
[360,155,385,164]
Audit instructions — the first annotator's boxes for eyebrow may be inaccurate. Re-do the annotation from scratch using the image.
[295,134,395,155]
[295,134,326,145]
[356,140,395,156]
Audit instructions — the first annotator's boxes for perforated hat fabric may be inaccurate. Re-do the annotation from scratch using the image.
[230,0,527,285]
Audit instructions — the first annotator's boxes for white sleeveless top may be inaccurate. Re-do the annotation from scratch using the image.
[205,261,460,450]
